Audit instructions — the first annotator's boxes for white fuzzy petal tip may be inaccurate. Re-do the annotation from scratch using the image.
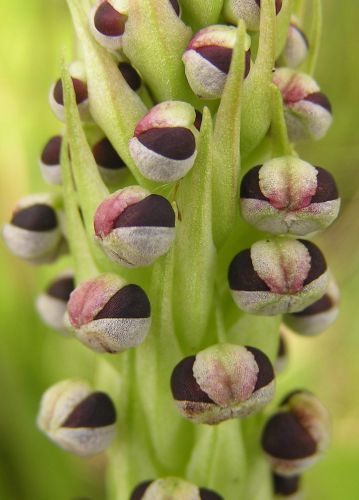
[129,137,197,183]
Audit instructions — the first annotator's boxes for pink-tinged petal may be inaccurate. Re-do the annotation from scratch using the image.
[134,101,196,136]
[193,345,258,406]
[273,68,319,104]
[251,240,311,294]
[94,187,147,237]
[187,24,237,51]
[259,158,318,211]
[68,274,123,327]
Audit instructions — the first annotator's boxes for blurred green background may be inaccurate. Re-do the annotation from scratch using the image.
[0,0,358,499]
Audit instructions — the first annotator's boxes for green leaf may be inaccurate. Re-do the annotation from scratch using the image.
[173,108,217,352]
[303,0,322,75]
[61,61,109,232]
[180,0,223,31]
[241,0,276,158]
[66,0,152,187]
[212,21,246,248]
[269,83,293,157]
[275,0,293,59]
[60,136,99,284]
[123,0,197,103]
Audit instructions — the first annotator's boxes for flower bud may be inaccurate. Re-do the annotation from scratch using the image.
[240,158,340,236]
[37,379,116,456]
[274,330,288,374]
[49,62,89,122]
[39,135,63,185]
[130,478,223,499]
[283,278,340,336]
[273,68,332,141]
[228,238,329,316]
[272,473,302,499]
[182,25,251,99]
[129,101,198,182]
[262,390,331,476]
[94,186,176,267]
[2,194,64,264]
[280,18,309,68]
[89,0,128,51]
[66,273,151,353]
[171,344,275,425]
[223,0,282,32]
[118,61,142,91]
[36,271,75,335]
[92,137,127,184]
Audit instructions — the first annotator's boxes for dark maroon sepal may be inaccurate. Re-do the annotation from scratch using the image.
[196,45,233,74]
[228,250,270,292]
[47,277,75,302]
[95,284,151,320]
[171,356,215,404]
[137,127,196,160]
[62,392,116,428]
[93,138,125,170]
[11,204,58,232]
[94,1,127,37]
[262,412,317,459]
[114,195,175,229]
[41,136,62,166]
[246,346,274,390]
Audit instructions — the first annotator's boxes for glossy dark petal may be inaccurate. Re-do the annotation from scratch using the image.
[138,127,196,160]
[299,240,327,286]
[240,165,267,200]
[62,392,116,428]
[114,194,175,229]
[228,250,270,291]
[194,110,203,131]
[41,136,62,166]
[272,473,301,496]
[118,62,142,91]
[47,276,75,301]
[196,45,233,74]
[278,335,286,357]
[199,488,224,500]
[92,138,125,170]
[262,412,317,459]
[304,92,332,113]
[246,346,274,390]
[292,293,333,317]
[130,480,153,500]
[311,167,339,203]
[53,78,88,105]
[95,284,151,319]
[169,0,180,16]
[255,0,282,14]
[94,1,127,36]
[245,50,251,78]
[171,356,215,404]
[11,204,58,232]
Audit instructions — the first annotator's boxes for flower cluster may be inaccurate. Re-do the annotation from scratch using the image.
[3,0,340,498]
